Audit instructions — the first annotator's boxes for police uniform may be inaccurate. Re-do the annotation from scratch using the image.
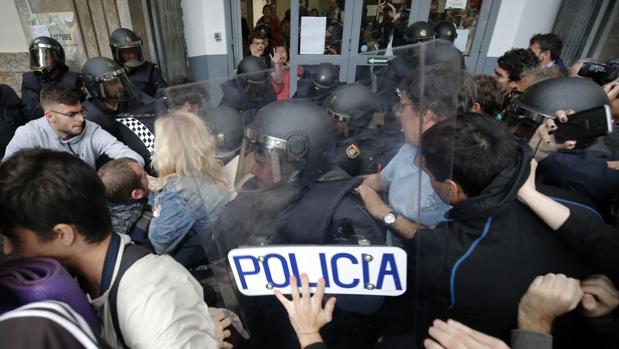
[205,100,385,349]
[126,61,167,97]
[81,56,157,169]
[292,79,343,105]
[0,84,26,158]
[220,77,276,127]
[21,67,84,120]
[83,94,156,168]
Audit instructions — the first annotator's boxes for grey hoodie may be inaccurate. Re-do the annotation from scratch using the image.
[3,117,143,168]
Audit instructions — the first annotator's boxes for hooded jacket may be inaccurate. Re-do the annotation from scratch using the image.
[408,143,610,348]
[3,117,143,168]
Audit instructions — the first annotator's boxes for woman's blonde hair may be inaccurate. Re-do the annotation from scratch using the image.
[152,111,227,190]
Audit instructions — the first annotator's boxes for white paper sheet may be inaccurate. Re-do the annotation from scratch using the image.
[454,28,470,52]
[446,0,467,9]
[300,16,327,55]
[31,25,50,39]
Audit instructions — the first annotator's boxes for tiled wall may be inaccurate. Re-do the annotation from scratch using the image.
[0,52,29,96]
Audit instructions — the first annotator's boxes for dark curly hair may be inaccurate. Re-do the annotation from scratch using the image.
[497,48,539,82]
[529,33,563,60]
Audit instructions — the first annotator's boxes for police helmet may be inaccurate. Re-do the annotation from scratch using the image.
[109,28,145,68]
[403,21,435,44]
[29,36,65,72]
[204,105,244,161]
[236,56,269,84]
[434,21,458,42]
[324,83,375,131]
[504,77,610,143]
[235,100,335,190]
[252,24,273,43]
[311,63,339,89]
[81,57,136,102]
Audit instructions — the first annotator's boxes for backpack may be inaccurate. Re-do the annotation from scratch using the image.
[108,244,150,349]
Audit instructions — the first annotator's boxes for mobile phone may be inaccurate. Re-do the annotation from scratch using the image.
[553,105,613,148]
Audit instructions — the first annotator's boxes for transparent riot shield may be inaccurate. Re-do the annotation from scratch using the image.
[154,41,460,348]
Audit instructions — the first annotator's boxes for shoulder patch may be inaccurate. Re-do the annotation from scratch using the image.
[346,144,361,159]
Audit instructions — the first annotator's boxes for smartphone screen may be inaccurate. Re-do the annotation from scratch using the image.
[554,105,612,144]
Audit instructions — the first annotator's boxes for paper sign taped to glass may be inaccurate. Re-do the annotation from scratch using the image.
[228,245,407,296]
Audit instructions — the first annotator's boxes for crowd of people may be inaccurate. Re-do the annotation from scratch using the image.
[0,9,618,349]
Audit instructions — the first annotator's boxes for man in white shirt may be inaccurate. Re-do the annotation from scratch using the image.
[0,148,219,349]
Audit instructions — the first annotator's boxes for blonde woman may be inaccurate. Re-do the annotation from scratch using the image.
[149,112,231,268]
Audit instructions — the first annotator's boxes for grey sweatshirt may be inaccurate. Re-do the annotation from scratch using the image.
[3,117,144,168]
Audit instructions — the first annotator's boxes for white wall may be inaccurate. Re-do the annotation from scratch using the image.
[487,0,561,57]
[181,0,228,57]
[0,0,28,52]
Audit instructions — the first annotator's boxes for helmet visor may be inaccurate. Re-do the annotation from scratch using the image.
[115,45,145,67]
[235,129,299,191]
[29,47,58,71]
[503,102,551,140]
[96,70,136,102]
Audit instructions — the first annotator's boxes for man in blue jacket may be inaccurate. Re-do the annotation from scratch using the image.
[409,114,618,349]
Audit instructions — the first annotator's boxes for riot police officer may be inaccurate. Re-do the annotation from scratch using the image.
[434,20,458,43]
[220,56,276,127]
[504,77,618,218]
[81,57,156,167]
[109,28,167,97]
[292,62,342,105]
[206,99,384,348]
[325,83,390,176]
[204,105,244,165]
[0,85,26,158]
[21,36,84,120]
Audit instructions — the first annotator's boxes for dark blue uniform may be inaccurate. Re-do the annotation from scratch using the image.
[126,61,167,97]
[21,66,84,120]
[208,167,385,349]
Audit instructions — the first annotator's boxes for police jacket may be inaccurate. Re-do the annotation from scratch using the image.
[208,167,384,349]
[0,84,25,158]
[83,93,156,166]
[21,65,83,120]
[334,129,383,177]
[408,143,617,349]
[126,61,167,97]
[209,167,383,259]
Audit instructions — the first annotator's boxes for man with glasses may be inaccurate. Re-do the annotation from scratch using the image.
[3,85,143,168]
[357,63,475,247]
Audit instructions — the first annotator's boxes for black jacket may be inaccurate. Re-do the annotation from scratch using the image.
[408,143,614,348]
[21,66,84,120]
[83,93,155,140]
[126,61,167,97]
[207,168,384,349]
[0,84,25,158]
[220,78,276,127]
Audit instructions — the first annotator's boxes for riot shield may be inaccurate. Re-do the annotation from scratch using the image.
[155,41,460,349]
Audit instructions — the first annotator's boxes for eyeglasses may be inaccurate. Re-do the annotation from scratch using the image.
[392,103,414,114]
[50,107,87,118]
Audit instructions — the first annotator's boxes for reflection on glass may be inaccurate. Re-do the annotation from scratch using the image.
[428,0,482,55]
[14,0,88,72]
[359,0,411,53]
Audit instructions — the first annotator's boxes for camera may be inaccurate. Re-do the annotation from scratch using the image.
[577,59,619,85]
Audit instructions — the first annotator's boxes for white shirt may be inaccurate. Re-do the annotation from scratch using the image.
[90,234,218,349]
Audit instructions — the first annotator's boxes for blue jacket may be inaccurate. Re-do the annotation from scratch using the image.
[406,143,616,348]
[149,176,230,268]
